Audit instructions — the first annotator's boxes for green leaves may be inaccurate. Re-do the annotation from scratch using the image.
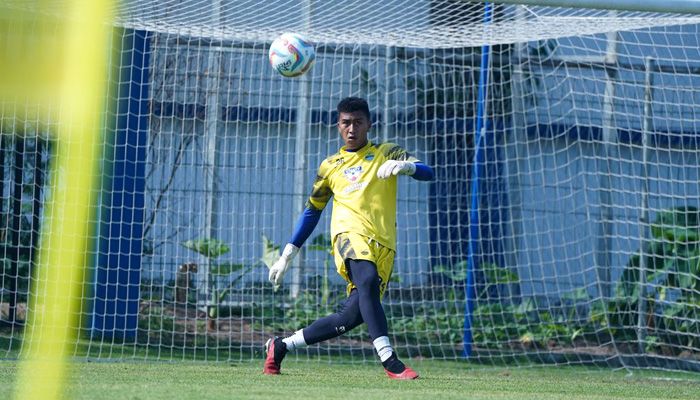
[208,262,245,276]
[650,206,700,240]
[617,206,700,298]
[481,262,520,286]
[260,234,280,270]
[180,238,246,275]
[433,261,467,282]
[181,238,230,259]
[307,233,332,254]
[180,237,254,324]
[433,261,519,288]
[611,205,700,351]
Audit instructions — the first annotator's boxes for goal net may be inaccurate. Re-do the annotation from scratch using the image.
[2,0,700,371]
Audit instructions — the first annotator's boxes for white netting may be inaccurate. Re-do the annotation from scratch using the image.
[118,2,700,47]
[1,0,700,372]
[5,0,700,47]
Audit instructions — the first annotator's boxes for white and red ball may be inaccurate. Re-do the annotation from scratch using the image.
[268,33,315,78]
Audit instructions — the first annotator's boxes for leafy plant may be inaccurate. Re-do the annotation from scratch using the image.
[615,206,700,351]
[260,235,280,271]
[428,260,530,348]
[181,238,250,329]
[432,260,519,300]
[433,260,468,284]
[472,301,529,349]
[618,206,700,299]
[430,260,601,350]
[391,302,464,350]
[478,262,520,300]
[259,234,282,293]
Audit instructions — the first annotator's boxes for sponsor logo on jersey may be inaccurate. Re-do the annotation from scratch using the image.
[343,165,363,182]
[343,181,368,194]
[365,153,375,161]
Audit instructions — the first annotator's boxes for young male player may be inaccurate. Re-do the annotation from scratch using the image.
[264,97,434,380]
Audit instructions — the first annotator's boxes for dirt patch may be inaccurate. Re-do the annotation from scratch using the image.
[137,300,374,350]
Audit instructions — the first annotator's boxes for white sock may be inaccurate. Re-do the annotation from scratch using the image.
[282,329,307,352]
[373,336,394,362]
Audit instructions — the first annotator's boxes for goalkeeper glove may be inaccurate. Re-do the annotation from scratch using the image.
[268,243,299,288]
[377,160,416,179]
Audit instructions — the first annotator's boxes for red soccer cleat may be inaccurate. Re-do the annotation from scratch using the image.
[263,337,287,375]
[385,365,419,380]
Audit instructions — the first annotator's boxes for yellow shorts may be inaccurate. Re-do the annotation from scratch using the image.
[332,232,395,298]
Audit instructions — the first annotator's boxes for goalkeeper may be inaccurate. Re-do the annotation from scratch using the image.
[264,97,434,380]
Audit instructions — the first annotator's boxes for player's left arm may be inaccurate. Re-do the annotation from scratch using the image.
[376,144,434,181]
[409,161,435,181]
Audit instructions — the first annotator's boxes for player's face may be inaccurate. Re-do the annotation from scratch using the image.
[338,111,371,151]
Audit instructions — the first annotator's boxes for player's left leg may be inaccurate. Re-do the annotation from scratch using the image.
[302,289,364,343]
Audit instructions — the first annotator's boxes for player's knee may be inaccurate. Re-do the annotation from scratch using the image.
[355,271,380,292]
[348,259,381,293]
[339,311,363,331]
[335,290,363,330]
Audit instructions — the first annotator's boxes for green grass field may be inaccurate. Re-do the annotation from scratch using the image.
[2,358,700,400]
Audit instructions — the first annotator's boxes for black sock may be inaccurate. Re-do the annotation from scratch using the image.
[381,353,406,374]
[274,338,288,364]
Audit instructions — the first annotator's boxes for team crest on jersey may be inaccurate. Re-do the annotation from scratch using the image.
[343,166,363,182]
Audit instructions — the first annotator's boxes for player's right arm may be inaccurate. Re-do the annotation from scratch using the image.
[376,143,434,181]
[268,161,333,287]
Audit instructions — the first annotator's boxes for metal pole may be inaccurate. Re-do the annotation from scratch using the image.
[382,45,393,143]
[290,0,313,299]
[596,26,618,300]
[464,1,493,358]
[506,4,526,276]
[637,56,655,354]
[203,0,222,306]
[291,81,310,299]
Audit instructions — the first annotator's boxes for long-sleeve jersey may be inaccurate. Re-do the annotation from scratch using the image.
[300,141,422,251]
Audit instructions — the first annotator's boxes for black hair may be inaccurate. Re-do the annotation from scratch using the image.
[336,97,371,121]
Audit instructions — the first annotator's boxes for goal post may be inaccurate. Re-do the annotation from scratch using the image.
[1,0,700,373]
[464,0,496,358]
[90,28,152,341]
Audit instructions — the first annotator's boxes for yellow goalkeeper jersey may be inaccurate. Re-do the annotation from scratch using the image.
[306,141,419,250]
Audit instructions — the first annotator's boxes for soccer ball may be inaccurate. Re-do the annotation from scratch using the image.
[268,33,315,78]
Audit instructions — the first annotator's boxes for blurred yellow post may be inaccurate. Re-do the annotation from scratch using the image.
[6,1,114,399]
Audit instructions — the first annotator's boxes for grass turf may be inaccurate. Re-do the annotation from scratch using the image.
[2,358,700,400]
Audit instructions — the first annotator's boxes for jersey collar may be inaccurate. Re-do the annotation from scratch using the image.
[341,140,372,155]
